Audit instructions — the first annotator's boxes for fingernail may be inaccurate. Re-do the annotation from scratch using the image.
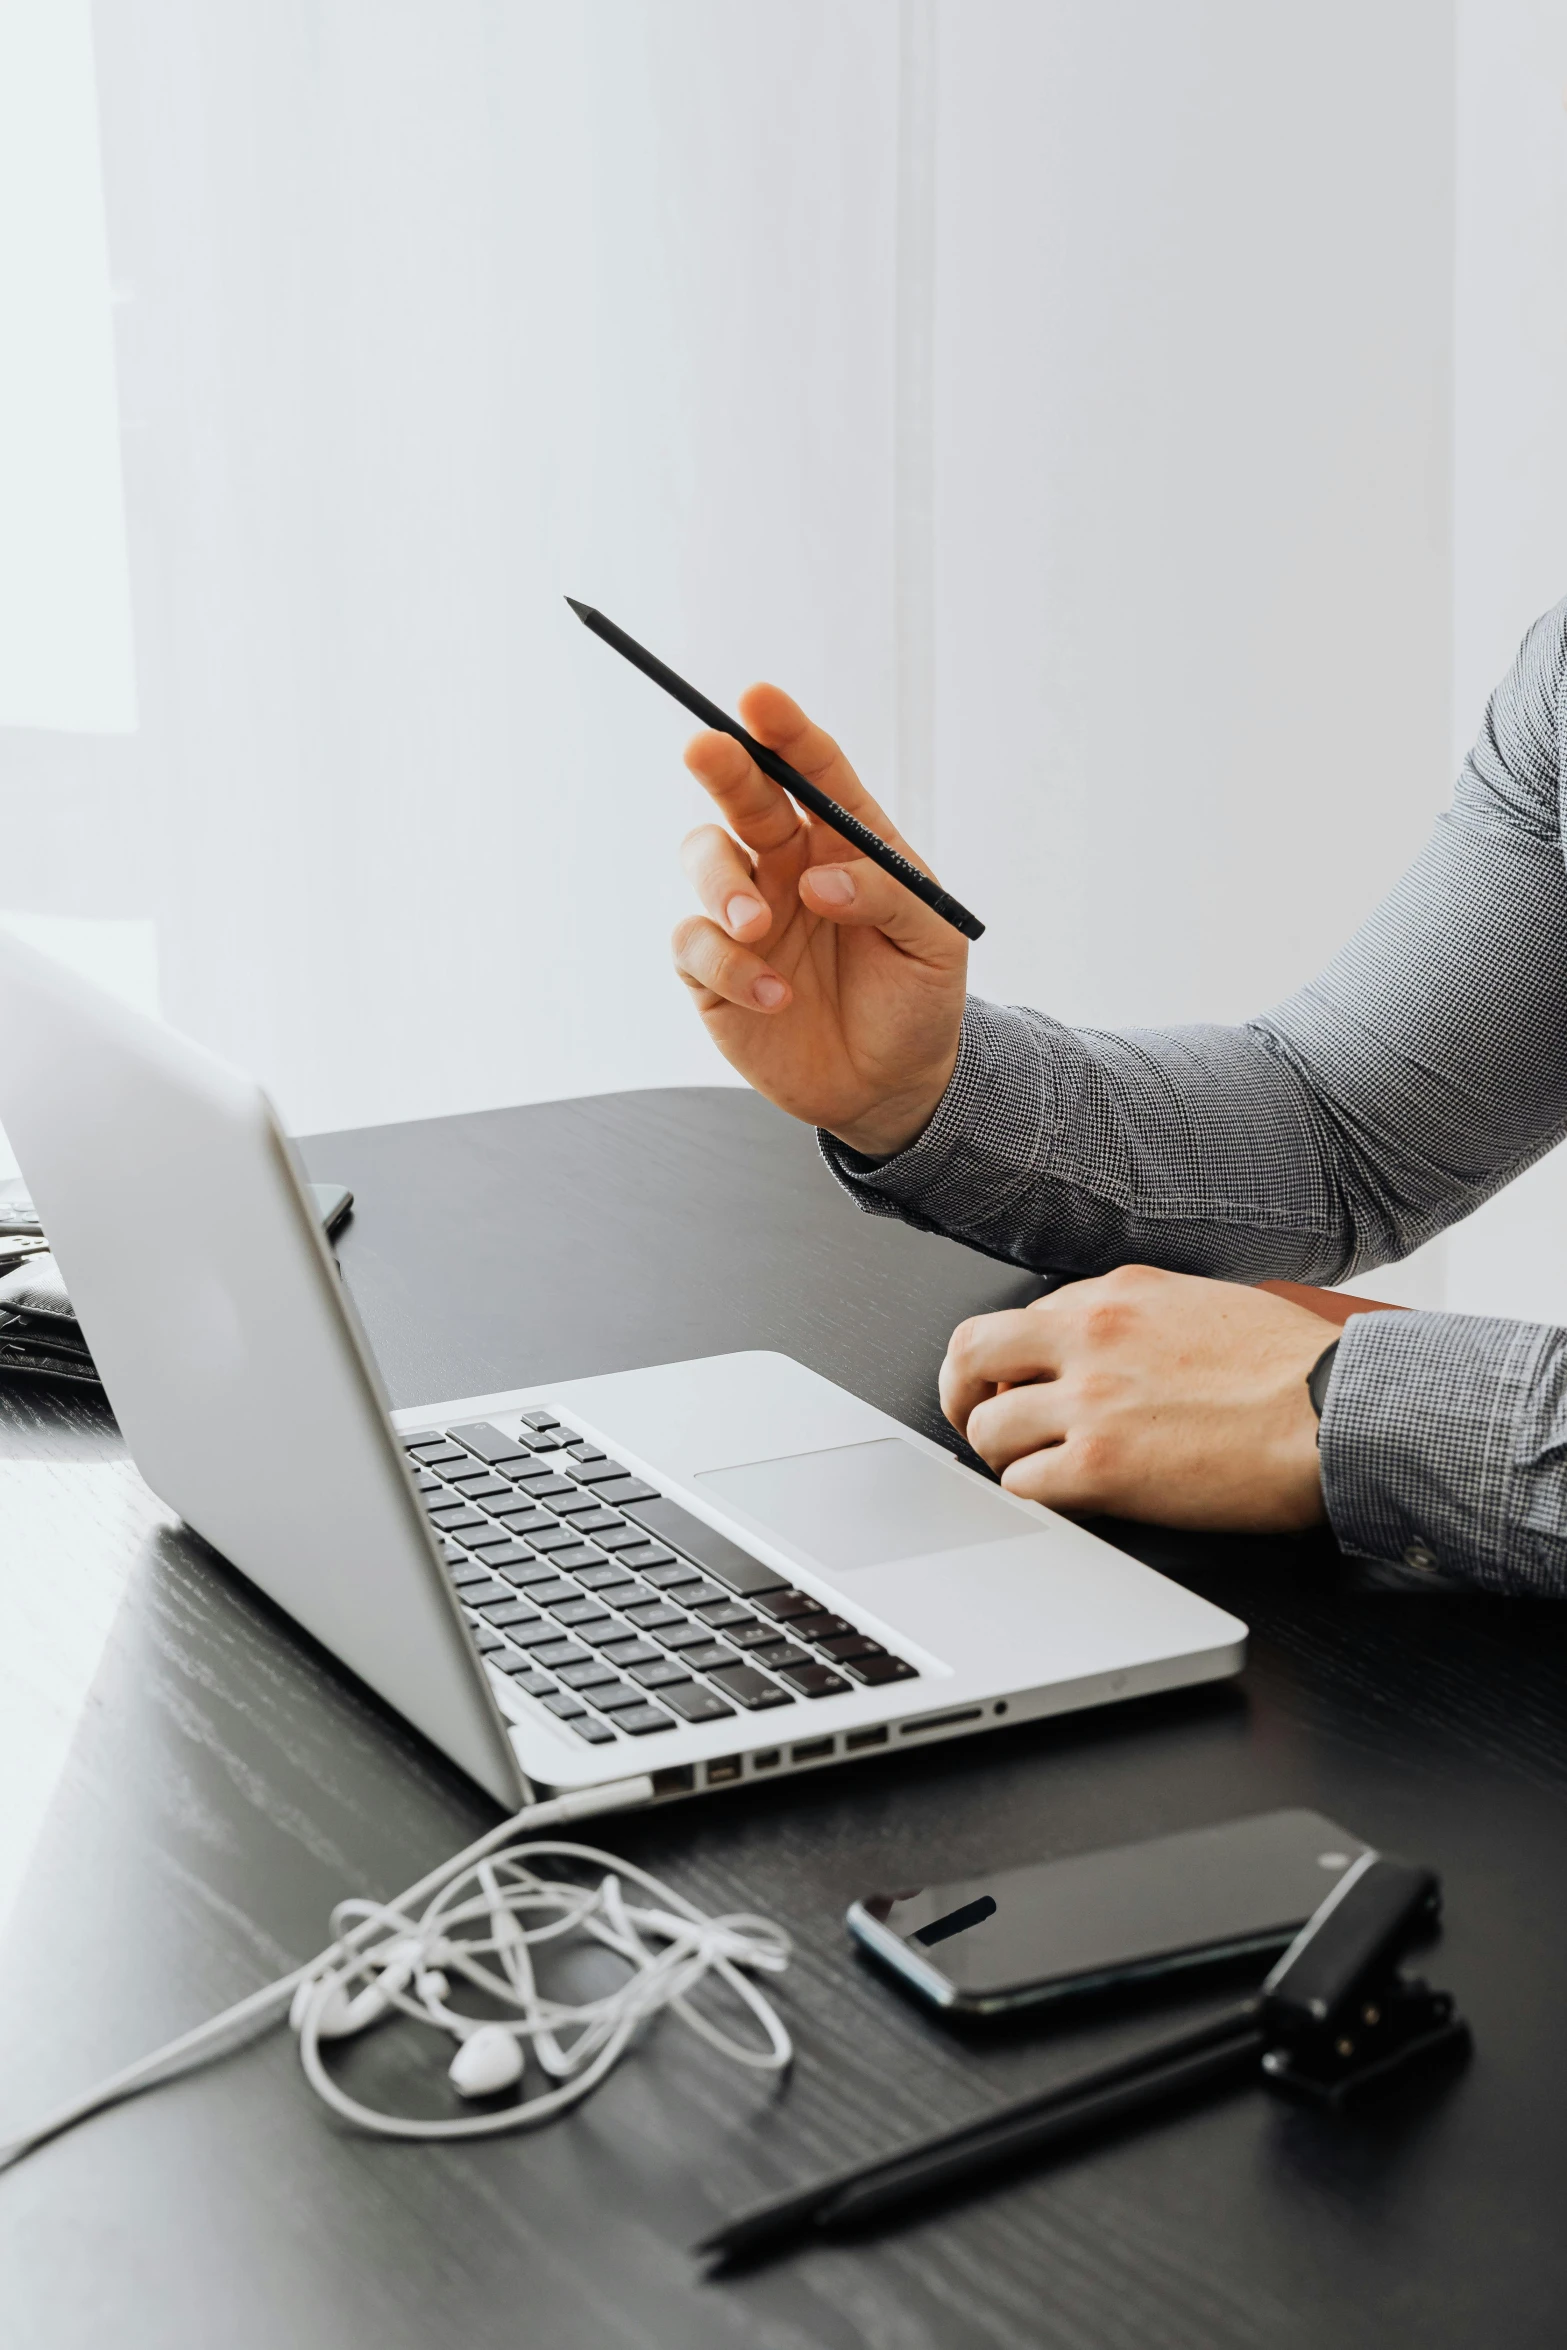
[807,866,855,907]
[753,975,787,1010]
[726,893,765,932]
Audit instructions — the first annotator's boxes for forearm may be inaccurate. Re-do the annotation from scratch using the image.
[822,994,1405,1285]
[1320,1309,1567,1595]
[824,788,1567,1284]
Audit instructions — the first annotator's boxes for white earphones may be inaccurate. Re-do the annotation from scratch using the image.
[285,1837,792,2140]
[0,1774,792,2171]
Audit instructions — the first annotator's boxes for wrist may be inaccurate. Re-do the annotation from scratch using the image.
[825,1047,962,1163]
[1269,1335,1331,1529]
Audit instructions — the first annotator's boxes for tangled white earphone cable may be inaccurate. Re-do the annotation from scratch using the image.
[0,1774,791,2172]
[290,1837,791,2139]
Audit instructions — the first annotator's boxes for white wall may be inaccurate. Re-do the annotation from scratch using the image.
[2,0,902,1137]
[1444,0,1567,1324]
[933,3,1454,1041]
[0,1,1514,1324]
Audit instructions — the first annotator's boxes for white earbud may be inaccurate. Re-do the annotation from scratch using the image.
[448,2024,525,2098]
[289,1936,423,2040]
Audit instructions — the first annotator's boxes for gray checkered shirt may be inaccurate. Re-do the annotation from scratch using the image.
[823,598,1567,1595]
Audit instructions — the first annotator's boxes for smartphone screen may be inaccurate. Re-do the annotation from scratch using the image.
[847,1809,1368,2015]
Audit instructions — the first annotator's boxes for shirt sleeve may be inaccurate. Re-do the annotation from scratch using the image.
[820,598,1567,1592]
[1319,1307,1567,1595]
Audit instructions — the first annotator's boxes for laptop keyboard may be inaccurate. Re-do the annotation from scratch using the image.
[405,1410,919,1746]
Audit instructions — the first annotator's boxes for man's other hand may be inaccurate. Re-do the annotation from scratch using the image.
[672,685,967,1159]
[940,1266,1333,1534]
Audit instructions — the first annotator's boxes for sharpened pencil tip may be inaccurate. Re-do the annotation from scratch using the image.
[565,596,593,621]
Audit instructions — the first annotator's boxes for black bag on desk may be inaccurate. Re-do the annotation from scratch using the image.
[0,1248,102,1388]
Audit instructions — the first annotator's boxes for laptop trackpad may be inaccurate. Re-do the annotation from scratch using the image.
[696,1438,1029,1573]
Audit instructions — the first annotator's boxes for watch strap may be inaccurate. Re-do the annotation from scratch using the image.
[1306,1338,1340,1425]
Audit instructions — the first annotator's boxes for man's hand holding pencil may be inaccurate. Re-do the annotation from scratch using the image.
[674,682,969,1161]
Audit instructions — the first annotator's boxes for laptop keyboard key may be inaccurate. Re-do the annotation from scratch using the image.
[590,1478,660,1507]
[660,1682,736,1724]
[656,1620,718,1651]
[789,1612,854,1644]
[777,1662,851,1698]
[463,1524,522,1550]
[628,1658,693,1689]
[751,1641,810,1671]
[589,1680,651,1712]
[613,1704,677,1735]
[819,1632,886,1663]
[458,1476,513,1503]
[671,1580,725,1609]
[449,1422,534,1465]
[478,1601,543,1631]
[614,1545,683,1574]
[753,1589,815,1620]
[468,1625,505,1653]
[556,1656,619,1689]
[466,1582,522,1609]
[600,1639,662,1668]
[541,1689,586,1719]
[724,1620,783,1651]
[547,1544,612,1571]
[677,1642,740,1674]
[546,1597,612,1627]
[566,1714,619,1743]
[566,1614,627,1647]
[572,1563,642,1594]
[523,1580,579,1607]
[622,1601,686,1631]
[633,1553,695,1581]
[523,1524,588,1552]
[520,1409,562,1432]
[427,1508,487,1534]
[499,1560,570,1588]
[571,1509,627,1535]
[490,1509,557,1538]
[533,1641,589,1670]
[495,1661,554,1694]
[568,1458,634,1486]
[505,1618,580,1651]
[708,1665,792,1711]
[843,1652,919,1686]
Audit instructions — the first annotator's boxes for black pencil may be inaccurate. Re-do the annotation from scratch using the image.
[697,2002,1265,2266]
[566,598,985,942]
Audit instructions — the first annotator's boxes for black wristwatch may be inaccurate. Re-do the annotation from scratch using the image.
[1306,1339,1339,1431]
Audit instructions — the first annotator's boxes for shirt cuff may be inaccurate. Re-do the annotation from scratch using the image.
[1319,1306,1562,1593]
[817,997,1060,1237]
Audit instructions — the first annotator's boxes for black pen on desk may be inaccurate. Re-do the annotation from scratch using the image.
[565,598,986,943]
[696,2001,1265,2267]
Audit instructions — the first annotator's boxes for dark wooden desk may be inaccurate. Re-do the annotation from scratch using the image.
[2,1087,1564,2349]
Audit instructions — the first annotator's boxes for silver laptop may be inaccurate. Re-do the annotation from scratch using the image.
[0,934,1245,1811]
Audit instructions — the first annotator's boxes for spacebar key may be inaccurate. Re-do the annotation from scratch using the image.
[618,1496,787,1596]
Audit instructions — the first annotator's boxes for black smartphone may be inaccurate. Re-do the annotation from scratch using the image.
[847,1809,1368,2016]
